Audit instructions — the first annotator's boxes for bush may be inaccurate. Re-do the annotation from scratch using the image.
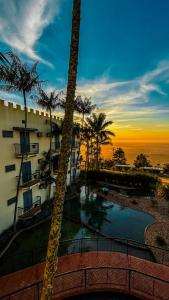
[84,170,159,192]
[156,235,166,247]
[156,184,169,201]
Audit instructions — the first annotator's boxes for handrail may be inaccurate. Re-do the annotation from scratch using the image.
[17,198,41,217]
[0,266,169,299]
[16,171,40,185]
[14,143,39,155]
[0,237,169,277]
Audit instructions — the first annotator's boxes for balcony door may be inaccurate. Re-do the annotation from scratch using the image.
[23,189,32,211]
[55,135,60,149]
[22,161,32,183]
[20,131,30,154]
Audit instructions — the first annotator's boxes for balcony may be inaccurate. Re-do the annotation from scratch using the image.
[51,141,60,153]
[14,143,39,157]
[17,197,41,220]
[16,171,40,189]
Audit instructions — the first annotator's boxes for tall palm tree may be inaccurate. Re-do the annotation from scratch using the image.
[86,113,115,170]
[0,52,42,231]
[40,1,81,299]
[33,88,60,199]
[81,125,94,171]
[74,96,95,176]
[76,96,96,125]
[0,52,9,65]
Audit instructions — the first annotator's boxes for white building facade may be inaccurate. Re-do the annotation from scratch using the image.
[0,100,80,234]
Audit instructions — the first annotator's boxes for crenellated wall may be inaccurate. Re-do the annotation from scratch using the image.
[0,99,80,234]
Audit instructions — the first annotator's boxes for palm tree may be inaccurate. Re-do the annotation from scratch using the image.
[40,1,81,299]
[81,125,94,171]
[0,52,9,65]
[74,96,95,176]
[33,88,60,199]
[0,52,42,231]
[76,96,96,125]
[86,113,115,170]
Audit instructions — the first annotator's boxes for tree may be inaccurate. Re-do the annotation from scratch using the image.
[86,113,115,169]
[40,1,81,299]
[75,96,96,125]
[112,147,127,165]
[81,125,94,171]
[0,52,42,232]
[59,95,95,177]
[134,153,152,168]
[75,96,96,175]
[33,89,60,199]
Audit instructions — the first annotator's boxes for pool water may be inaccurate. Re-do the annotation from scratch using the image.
[64,185,155,243]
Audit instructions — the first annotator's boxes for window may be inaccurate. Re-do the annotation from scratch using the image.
[5,164,16,172]
[2,130,13,137]
[7,197,16,206]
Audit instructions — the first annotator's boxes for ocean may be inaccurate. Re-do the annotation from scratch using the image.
[102,143,169,166]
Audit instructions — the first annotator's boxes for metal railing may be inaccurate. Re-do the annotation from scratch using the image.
[14,143,39,156]
[17,197,41,219]
[0,266,169,300]
[16,171,40,187]
[0,237,169,277]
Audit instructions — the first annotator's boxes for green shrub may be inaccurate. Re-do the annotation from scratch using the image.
[84,170,159,192]
[156,184,169,201]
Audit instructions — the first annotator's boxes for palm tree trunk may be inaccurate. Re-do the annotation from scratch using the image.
[86,139,89,171]
[13,90,27,232]
[69,133,73,185]
[48,108,52,200]
[40,1,81,299]
[96,135,99,170]
[74,112,84,178]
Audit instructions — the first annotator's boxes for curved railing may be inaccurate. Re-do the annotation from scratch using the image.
[0,237,169,277]
[0,266,169,300]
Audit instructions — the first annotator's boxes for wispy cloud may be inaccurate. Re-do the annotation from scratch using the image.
[0,0,60,67]
[0,91,22,102]
[76,60,169,121]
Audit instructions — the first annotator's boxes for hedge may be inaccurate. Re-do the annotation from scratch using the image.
[83,170,159,191]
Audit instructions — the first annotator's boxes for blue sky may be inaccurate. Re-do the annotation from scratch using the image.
[0,0,169,141]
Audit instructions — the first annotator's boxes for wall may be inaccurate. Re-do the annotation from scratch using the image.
[0,252,169,299]
[0,100,80,234]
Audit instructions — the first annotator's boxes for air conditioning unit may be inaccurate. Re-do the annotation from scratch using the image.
[37,132,43,137]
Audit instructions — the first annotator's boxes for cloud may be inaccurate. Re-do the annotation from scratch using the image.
[76,59,169,121]
[0,0,60,67]
[0,91,22,102]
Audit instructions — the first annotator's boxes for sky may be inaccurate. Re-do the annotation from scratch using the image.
[0,0,169,164]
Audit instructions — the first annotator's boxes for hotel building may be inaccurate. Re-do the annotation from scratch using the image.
[0,99,80,234]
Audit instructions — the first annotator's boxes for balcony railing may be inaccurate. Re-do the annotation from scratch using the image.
[51,141,60,152]
[17,197,41,219]
[14,143,39,157]
[16,171,40,188]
